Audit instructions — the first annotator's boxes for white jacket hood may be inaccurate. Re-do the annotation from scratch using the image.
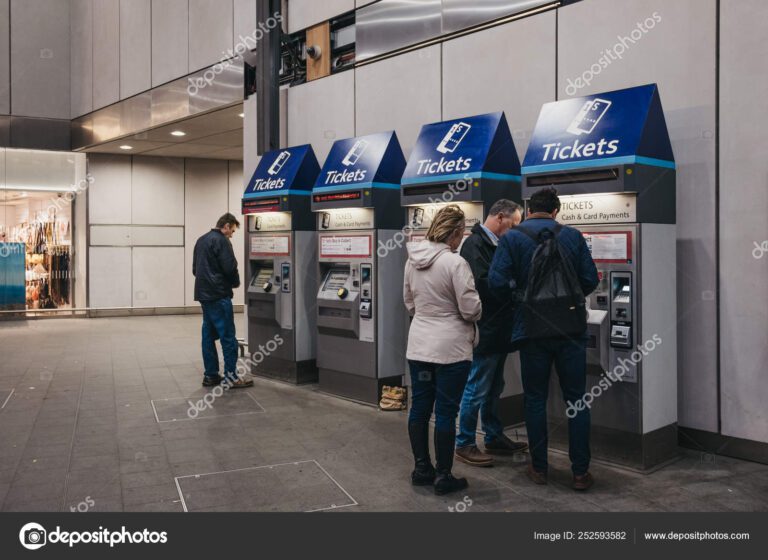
[406,240,451,270]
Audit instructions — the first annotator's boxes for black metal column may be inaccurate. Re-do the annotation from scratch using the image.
[256,0,282,155]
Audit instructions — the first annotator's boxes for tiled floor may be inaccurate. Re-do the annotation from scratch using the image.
[1,315,767,512]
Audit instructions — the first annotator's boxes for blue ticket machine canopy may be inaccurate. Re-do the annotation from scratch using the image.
[242,144,320,230]
[312,131,406,229]
[401,112,521,207]
[522,83,676,223]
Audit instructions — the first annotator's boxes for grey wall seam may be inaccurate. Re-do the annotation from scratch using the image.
[715,0,722,435]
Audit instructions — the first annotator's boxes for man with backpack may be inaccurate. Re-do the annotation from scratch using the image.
[489,187,599,491]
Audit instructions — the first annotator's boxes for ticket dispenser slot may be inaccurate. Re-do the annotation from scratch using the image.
[609,272,633,349]
[317,265,360,337]
[247,263,278,326]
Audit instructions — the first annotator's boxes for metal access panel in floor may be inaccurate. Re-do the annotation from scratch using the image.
[175,460,358,512]
[151,391,265,422]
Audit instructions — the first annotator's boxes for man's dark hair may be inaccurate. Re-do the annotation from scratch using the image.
[528,187,561,214]
[216,213,241,229]
[488,199,523,218]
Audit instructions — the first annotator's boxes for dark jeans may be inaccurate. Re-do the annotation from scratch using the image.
[520,337,590,476]
[408,360,471,433]
[457,352,508,448]
[200,298,238,381]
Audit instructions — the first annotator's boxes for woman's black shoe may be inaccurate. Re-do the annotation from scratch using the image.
[202,376,222,387]
[434,473,469,496]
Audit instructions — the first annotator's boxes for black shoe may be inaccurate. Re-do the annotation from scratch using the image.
[202,376,222,387]
[409,422,436,486]
[433,429,468,496]
[485,434,529,455]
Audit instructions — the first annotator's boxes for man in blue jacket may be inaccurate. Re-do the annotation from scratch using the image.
[489,187,599,491]
[193,213,253,389]
[456,199,528,468]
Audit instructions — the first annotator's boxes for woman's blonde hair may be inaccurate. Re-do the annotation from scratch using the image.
[426,204,465,243]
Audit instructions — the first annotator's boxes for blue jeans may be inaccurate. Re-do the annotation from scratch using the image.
[408,360,471,433]
[457,353,508,448]
[520,337,591,476]
[200,298,239,381]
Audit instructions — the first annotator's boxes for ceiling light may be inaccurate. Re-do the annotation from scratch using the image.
[120,145,133,150]
[171,131,186,137]
[238,113,245,118]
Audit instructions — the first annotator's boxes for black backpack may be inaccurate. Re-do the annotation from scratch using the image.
[517,224,587,338]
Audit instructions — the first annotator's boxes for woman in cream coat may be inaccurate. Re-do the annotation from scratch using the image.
[403,205,482,495]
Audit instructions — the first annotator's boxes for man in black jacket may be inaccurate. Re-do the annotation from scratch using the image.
[193,213,252,388]
[456,199,528,467]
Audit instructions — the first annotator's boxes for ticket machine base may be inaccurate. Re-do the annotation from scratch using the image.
[319,369,403,406]
[251,357,318,385]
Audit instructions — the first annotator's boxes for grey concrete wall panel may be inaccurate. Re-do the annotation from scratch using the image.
[89,246,132,308]
[355,45,441,157]
[557,0,718,432]
[356,0,441,62]
[120,0,152,99]
[131,156,185,226]
[10,0,71,119]
[189,0,234,73]
[719,0,768,444]
[93,0,121,110]
[442,10,556,161]
[152,0,189,87]
[234,0,258,46]
[442,0,553,33]
[71,0,94,118]
[287,71,354,163]
[0,0,10,115]
[287,0,354,34]
[88,153,132,225]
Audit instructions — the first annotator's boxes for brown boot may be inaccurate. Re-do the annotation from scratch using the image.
[572,472,594,491]
[455,445,494,467]
[526,464,548,485]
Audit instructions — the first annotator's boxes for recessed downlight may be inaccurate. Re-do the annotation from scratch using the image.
[171,130,186,137]
[120,145,133,150]
[238,113,245,118]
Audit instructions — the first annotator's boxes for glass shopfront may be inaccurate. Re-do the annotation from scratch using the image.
[0,149,82,314]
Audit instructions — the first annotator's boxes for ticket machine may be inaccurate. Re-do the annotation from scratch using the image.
[401,111,526,425]
[242,145,320,384]
[522,84,678,471]
[311,131,407,404]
